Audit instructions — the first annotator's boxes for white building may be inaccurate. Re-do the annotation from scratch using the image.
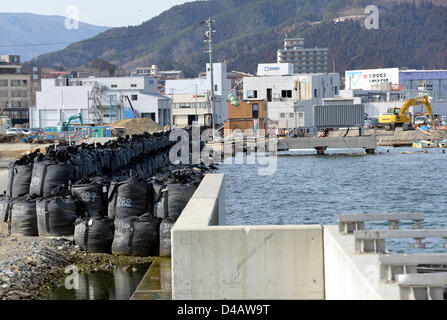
[243,73,340,130]
[30,76,172,128]
[166,63,232,127]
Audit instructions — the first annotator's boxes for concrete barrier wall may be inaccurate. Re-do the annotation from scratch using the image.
[324,226,401,300]
[172,174,325,300]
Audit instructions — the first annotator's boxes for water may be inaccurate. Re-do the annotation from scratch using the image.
[47,264,149,300]
[220,147,447,253]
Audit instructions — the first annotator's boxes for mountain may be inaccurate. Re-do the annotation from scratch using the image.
[0,13,109,62]
[30,0,447,76]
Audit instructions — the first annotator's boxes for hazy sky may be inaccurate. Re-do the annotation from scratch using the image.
[1,0,190,27]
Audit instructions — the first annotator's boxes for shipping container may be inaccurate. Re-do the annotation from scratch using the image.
[313,104,365,128]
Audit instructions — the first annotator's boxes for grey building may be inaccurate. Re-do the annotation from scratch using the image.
[0,55,31,125]
[277,38,329,74]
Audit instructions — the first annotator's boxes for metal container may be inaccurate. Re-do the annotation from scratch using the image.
[313,104,365,129]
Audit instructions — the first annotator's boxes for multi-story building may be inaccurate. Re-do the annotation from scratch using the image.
[0,55,32,125]
[243,71,340,131]
[166,63,232,127]
[29,75,172,128]
[277,38,329,74]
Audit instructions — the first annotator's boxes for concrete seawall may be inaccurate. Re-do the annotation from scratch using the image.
[172,174,325,300]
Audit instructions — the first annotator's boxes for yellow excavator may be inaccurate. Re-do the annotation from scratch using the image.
[379,96,434,131]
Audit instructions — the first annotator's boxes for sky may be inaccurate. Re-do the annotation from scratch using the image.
[0,0,190,27]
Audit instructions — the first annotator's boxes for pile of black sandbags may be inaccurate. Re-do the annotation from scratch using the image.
[153,165,214,257]
[3,128,218,259]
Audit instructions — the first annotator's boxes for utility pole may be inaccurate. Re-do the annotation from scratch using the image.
[203,18,216,139]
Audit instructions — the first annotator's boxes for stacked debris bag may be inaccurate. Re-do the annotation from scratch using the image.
[36,187,80,237]
[159,219,175,257]
[154,165,213,257]
[108,177,155,219]
[74,217,115,253]
[0,195,9,235]
[7,197,39,236]
[7,150,38,198]
[29,147,75,198]
[71,178,108,217]
[112,214,161,257]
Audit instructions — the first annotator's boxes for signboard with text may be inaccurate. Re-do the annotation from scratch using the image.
[345,68,399,90]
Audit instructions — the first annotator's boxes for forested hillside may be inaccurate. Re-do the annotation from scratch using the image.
[30,0,447,76]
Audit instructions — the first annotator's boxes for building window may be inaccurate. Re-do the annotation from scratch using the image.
[247,90,257,98]
[314,89,318,98]
[281,90,292,98]
[131,84,137,88]
[215,85,218,92]
[111,84,117,88]
[0,80,8,87]
[280,113,286,118]
[131,95,138,101]
[334,87,339,95]
[252,103,259,119]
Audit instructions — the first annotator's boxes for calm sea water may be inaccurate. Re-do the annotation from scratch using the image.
[220,147,447,253]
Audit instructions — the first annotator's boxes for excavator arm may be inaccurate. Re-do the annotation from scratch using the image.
[399,96,434,126]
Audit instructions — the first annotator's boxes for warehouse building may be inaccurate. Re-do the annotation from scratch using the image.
[29,76,172,128]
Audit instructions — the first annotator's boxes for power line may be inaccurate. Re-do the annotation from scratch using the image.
[0,23,202,49]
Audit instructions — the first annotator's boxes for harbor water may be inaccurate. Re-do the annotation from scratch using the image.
[220,147,447,253]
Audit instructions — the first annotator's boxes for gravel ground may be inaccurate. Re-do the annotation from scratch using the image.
[0,234,153,300]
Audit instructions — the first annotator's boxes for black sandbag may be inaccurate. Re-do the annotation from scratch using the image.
[74,217,115,253]
[29,160,75,198]
[108,178,154,219]
[112,214,161,257]
[167,183,197,221]
[71,180,108,217]
[0,196,10,235]
[7,163,33,198]
[159,219,175,257]
[8,197,38,237]
[36,196,80,237]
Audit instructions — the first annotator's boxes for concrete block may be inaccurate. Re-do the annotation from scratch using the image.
[172,226,325,300]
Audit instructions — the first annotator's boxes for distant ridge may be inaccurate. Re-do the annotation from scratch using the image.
[0,13,109,61]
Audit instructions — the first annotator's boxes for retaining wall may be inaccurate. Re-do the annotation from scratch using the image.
[171,174,325,300]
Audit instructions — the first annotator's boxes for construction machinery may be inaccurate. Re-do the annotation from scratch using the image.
[61,113,83,131]
[379,96,434,131]
[124,95,139,119]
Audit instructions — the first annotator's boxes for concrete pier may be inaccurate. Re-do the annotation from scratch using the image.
[277,136,377,154]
